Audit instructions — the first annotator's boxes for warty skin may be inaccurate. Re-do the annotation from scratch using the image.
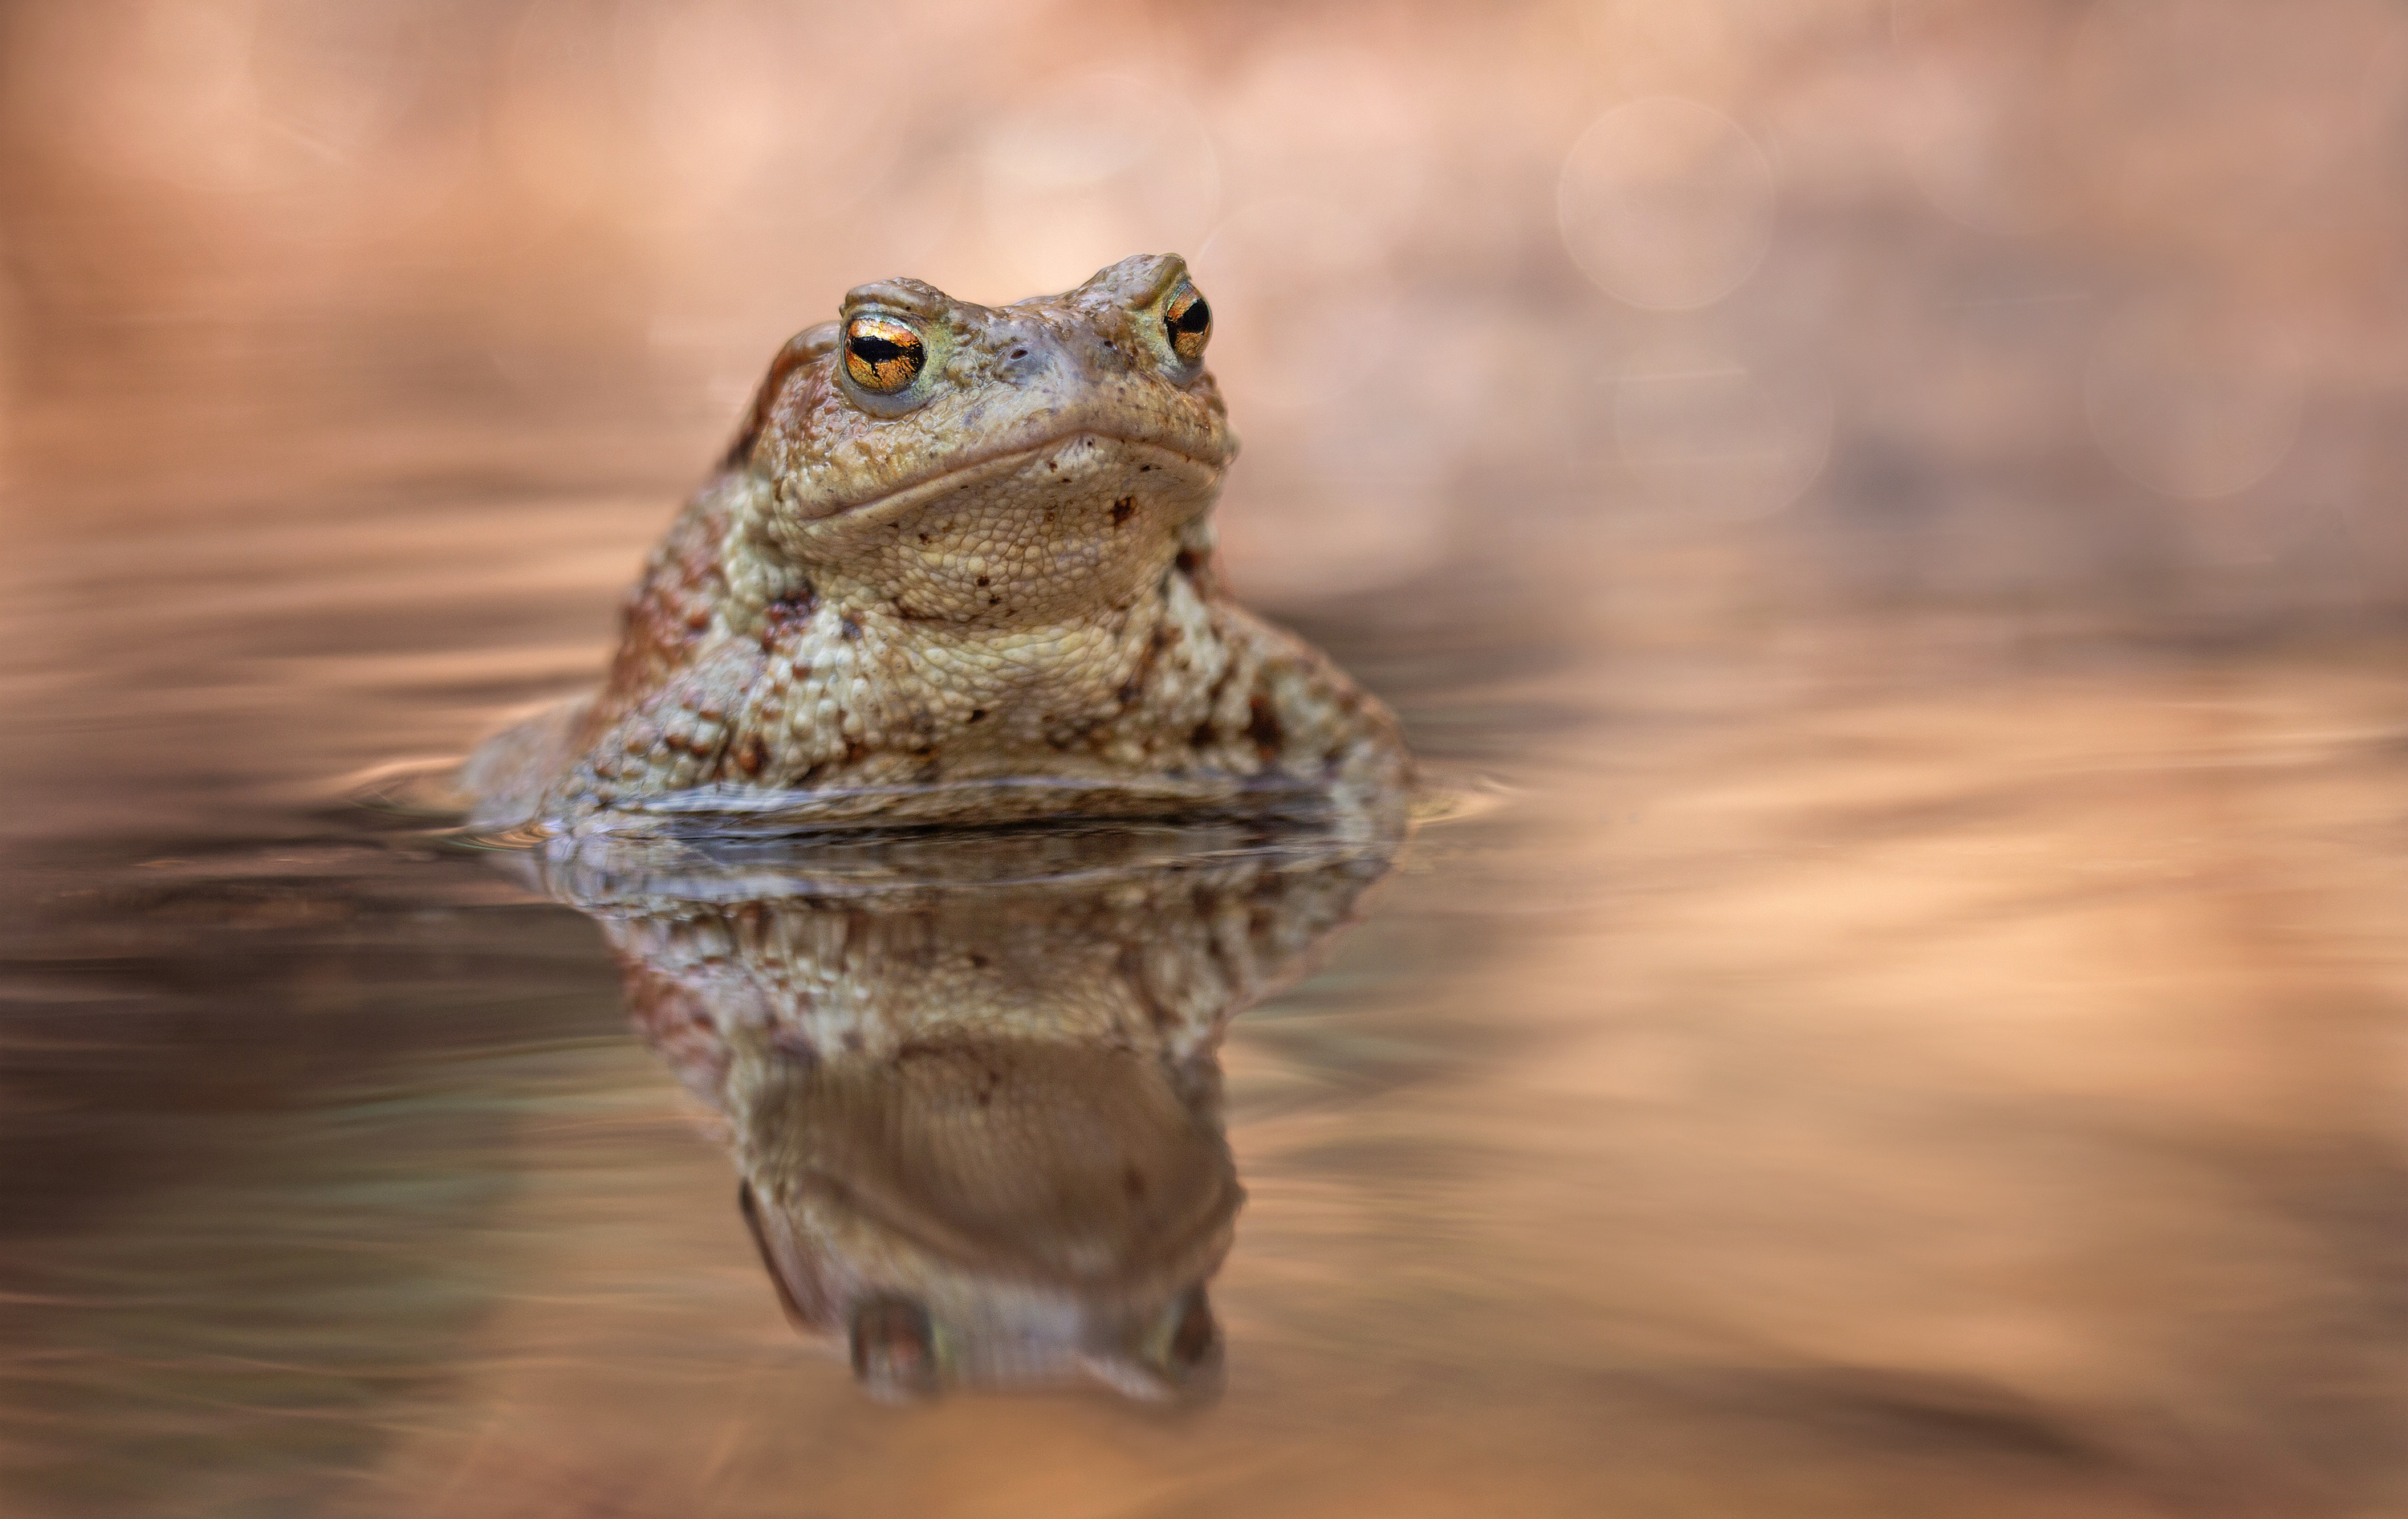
[465,252,1411,833]
[543,823,1397,1399]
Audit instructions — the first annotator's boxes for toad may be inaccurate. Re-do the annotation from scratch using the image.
[465,253,1409,834]
[567,821,1395,1400]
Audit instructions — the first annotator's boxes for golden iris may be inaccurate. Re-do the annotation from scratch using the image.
[1163,280,1210,364]
[844,314,926,393]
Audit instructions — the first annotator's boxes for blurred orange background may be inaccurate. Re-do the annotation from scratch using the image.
[7,0,2406,623]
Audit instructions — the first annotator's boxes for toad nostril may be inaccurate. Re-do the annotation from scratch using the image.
[1009,347,1028,360]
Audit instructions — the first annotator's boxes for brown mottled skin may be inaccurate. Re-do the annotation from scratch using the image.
[466,253,1410,833]
[543,824,1395,1399]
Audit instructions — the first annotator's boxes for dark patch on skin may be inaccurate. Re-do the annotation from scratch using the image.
[1246,694,1283,760]
[1169,545,1223,600]
[1030,709,1097,753]
[1190,658,1245,753]
[1110,496,1136,527]
[1188,719,1218,749]
[893,599,940,622]
[1117,623,1169,707]
[1122,1164,1147,1200]
[843,1030,864,1053]
[760,582,818,650]
[1117,944,1179,1032]
[840,615,863,641]
[967,709,985,723]
[1198,909,1247,999]
[975,576,990,587]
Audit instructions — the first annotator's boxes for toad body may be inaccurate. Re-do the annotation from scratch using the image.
[466,253,1409,833]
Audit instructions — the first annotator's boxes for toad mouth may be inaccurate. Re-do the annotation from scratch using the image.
[799,432,1222,531]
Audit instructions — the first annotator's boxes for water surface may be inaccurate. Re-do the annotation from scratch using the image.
[9,479,2407,1517]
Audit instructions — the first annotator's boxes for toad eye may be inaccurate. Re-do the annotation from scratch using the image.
[843,313,927,393]
[1162,280,1211,364]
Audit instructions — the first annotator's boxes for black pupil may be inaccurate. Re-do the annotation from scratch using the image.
[853,333,913,363]
[1169,297,1210,336]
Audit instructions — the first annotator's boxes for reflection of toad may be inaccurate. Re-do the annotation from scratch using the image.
[468,253,1409,835]
[540,822,1396,1399]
